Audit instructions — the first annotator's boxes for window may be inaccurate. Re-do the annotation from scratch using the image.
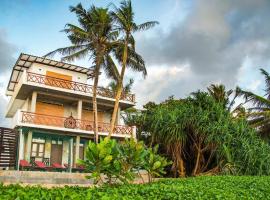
[31,137,45,159]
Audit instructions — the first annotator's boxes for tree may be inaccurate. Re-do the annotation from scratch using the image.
[238,68,270,138]
[125,91,270,177]
[45,4,119,143]
[108,0,158,137]
[107,78,134,95]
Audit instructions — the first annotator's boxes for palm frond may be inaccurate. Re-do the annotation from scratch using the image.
[260,68,270,99]
[237,88,270,108]
[135,21,159,31]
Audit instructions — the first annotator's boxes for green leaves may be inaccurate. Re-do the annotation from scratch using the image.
[2,176,270,199]
[80,138,170,184]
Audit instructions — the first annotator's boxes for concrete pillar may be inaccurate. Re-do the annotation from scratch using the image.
[68,138,74,173]
[17,129,24,170]
[84,140,88,160]
[132,126,137,142]
[25,131,33,161]
[44,138,52,159]
[74,135,80,165]
[77,100,82,120]
[31,91,37,112]
[62,139,69,165]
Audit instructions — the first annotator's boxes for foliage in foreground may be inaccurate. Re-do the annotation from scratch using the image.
[78,138,171,184]
[1,176,270,199]
[126,91,270,177]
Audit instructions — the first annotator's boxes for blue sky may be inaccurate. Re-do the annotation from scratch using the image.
[0,0,187,59]
[1,0,270,126]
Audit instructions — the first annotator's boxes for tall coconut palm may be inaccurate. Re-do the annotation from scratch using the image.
[46,4,118,143]
[238,68,270,138]
[108,0,159,137]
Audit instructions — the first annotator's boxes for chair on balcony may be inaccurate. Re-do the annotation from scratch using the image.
[33,161,51,171]
[19,160,32,171]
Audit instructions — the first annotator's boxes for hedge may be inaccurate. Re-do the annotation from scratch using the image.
[1,176,270,199]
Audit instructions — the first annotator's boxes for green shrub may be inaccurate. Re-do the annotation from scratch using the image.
[144,145,172,182]
[1,176,270,199]
[79,138,171,184]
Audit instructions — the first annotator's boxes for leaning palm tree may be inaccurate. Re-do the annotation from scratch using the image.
[237,68,270,138]
[108,0,159,137]
[46,4,119,143]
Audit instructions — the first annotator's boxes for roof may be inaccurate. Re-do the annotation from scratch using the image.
[7,53,95,92]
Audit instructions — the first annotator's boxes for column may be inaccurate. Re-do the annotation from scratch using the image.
[31,91,37,112]
[68,137,74,173]
[74,135,80,165]
[17,129,24,170]
[44,138,52,159]
[25,131,32,161]
[77,100,82,120]
[132,126,137,142]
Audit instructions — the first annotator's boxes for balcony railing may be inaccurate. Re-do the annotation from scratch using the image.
[21,111,133,135]
[26,72,135,103]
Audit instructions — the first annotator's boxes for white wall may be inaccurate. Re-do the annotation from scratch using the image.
[29,63,88,84]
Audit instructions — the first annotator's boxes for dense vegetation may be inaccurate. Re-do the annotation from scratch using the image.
[126,91,270,177]
[1,176,270,199]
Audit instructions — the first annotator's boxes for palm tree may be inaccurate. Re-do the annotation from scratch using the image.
[207,84,232,107]
[238,68,270,138]
[108,0,159,137]
[107,78,134,94]
[46,4,119,143]
[207,84,245,117]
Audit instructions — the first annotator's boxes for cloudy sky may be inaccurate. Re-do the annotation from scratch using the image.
[0,0,270,127]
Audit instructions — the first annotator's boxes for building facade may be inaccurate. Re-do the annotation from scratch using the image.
[5,53,136,169]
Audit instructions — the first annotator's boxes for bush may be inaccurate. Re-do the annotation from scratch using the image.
[126,92,270,176]
[78,137,171,184]
[1,176,270,199]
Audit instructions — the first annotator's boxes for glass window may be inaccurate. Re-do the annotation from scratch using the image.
[32,143,37,151]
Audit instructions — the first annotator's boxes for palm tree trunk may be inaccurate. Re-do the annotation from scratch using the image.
[109,38,129,137]
[93,63,101,143]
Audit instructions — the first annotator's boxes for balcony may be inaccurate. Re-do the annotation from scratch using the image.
[20,111,133,137]
[27,72,135,103]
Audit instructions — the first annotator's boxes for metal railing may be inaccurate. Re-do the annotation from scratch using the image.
[21,111,132,135]
[26,72,135,103]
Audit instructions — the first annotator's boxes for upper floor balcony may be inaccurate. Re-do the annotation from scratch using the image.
[6,70,135,117]
[26,72,135,103]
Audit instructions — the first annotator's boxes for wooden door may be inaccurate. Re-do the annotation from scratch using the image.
[46,71,72,89]
[82,110,103,122]
[51,144,63,164]
[36,102,64,116]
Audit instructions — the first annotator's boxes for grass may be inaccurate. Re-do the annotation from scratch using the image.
[1,176,270,199]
